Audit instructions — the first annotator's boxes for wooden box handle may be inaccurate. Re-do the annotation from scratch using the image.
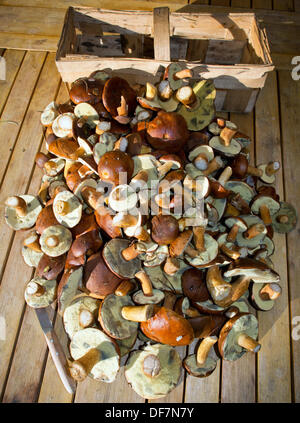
[153,7,171,62]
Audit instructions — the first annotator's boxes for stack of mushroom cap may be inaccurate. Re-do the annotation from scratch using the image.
[146,111,189,153]
[69,327,120,383]
[224,258,280,284]
[218,312,261,361]
[63,294,100,339]
[125,343,181,399]
[25,277,57,308]
[140,306,194,346]
[5,195,42,231]
[83,251,122,298]
[98,294,139,340]
[97,150,134,185]
[183,336,218,378]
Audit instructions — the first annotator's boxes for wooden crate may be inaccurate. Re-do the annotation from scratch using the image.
[55,7,274,113]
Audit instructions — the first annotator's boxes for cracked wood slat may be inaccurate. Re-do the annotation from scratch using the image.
[0,50,25,118]
[0,53,61,401]
[255,70,291,403]
[0,51,47,281]
[277,70,300,403]
[221,109,257,403]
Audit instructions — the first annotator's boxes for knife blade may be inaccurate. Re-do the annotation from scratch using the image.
[35,307,76,395]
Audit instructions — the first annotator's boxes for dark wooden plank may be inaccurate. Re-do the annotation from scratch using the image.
[277,70,300,403]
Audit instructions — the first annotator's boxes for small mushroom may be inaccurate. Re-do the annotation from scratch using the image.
[231,154,264,179]
[103,238,142,279]
[5,195,42,231]
[24,277,57,308]
[98,294,139,339]
[251,194,280,226]
[69,328,120,382]
[52,113,75,138]
[218,313,261,361]
[63,295,100,339]
[209,135,241,157]
[183,336,218,378]
[39,224,72,257]
[102,77,137,122]
[124,343,181,400]
[53,190,83,228]
[188,145,214,171]
[250,282,282,312]
[35,204,59,235]
[225,216,248,242]
[157,154,182,179]
[257,161,280,184]
[271,201,297,233]
[40,101,59,127]
[140,306,194,346]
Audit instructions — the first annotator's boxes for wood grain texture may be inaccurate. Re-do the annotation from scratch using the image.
[0,53,60,401]
[277,70,300,403]
[273,0,294,11]
[255,71,291,403]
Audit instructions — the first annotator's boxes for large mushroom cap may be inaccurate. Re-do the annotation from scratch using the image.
[97,150,134,185]
[5,195,42,231]
[146,111,189,153]
[53,190,83,228]
[181,267,209,302]
[151,214,179,245]
[103,238,142,279]
[40,224,72,257]
[224,258,280,284]
[125,343,181,399]
[102,76,137,119]
[83,251,122,298]
[70,327,120,383]
[140,306,194,346]
[37,253,66,280]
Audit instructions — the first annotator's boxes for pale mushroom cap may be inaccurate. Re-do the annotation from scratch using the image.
[70,328,120,383]
[24,277,57,308]
[251,196,280,215]
[5,195,42,231]
[183,354,217,378]
[74,103,99,128]
[53,190,83,228]
[21,246,43,268]
[125,344,181,399]
[209,136,241,157]
[63,295,100,339]
[185,234,219,267]
[40,224,72,257]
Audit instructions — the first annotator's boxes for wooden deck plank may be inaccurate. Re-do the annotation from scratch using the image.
[273,0,294,11]
[0,49,25,118]
[220,110,257,403]
[277,70,300,403]
[0,53,61,401]
[255,71,292,403]
[0,51,47,281]
[252,0,273,8]
[295,0,300,11]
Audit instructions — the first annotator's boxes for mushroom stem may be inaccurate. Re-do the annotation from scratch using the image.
[121,304,154,322]
[206,265,232,303]
[145,83,157,101]
[193,226,206,253]
[244,223,265,239]
[115,279,135,297]
[157,161,174,178]
[69,348,101,382]
[26,281,45,297]
[163,291,177,309]
[185,244,200,258]
[265,161,280,176]
[176,86,197,107]
[24,232,42,253]
[226,224,239,242]
[54,200,70,216]
[218,166,232,186]
[237,333,261,353]
[277,214,289,224]
[259,283,282,301]
[196,336,218,365]
[117,96,128,117]
[134,226,151,242]
[247,165,263,177]
[259,204,272,226]
[164,257,180,275]
[193,154,209,171]
[79,309,95,328]
[173,68,193,80]
[230,276,251,303]
[220,127,237,147]
[5,196,27,217]
[202,156,223,177]
[135,270,153,297]
[45,235,59,248]
[220,244,240,260]
[122,243,141,261]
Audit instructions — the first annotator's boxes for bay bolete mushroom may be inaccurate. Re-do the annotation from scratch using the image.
[102,76,137,122]
[257,161,280,184]
[69,327,120,382]
[24,277,57,308]
[5,195,42,231]
[140,306,194,346]
[271,201,297,233]
[250,282,282,312]
[251,194,280,226]
[146,111,189,153]
[218,312,261,361]
[52,113,75,138]
[223,258,280,284]
[183,336,218,378]
[37,253,66,280]
[57,267,84,315]
[181,267,209,302]
[151,214,179,245]
[103,238,142,279]
[40,224,72,257]
[225,216,248,242]
[125,343,181,400]
[98,150,134,185]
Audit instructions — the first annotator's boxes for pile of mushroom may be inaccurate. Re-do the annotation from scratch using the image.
[4,65,297,399]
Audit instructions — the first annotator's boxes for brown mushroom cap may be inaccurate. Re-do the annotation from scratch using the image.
[140,306,194,346]
[181,267,210,302]
[83,251,122,297]
[94,209,122,239]
[35,205,59,235]
[70,229,102,258]
[224,257,280,283]
[97,150,134,185]
[188,314,226,338]
[151,215,179,245]
[102,76,137,119]
[37,253,66,280]
[146,111,189,153]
